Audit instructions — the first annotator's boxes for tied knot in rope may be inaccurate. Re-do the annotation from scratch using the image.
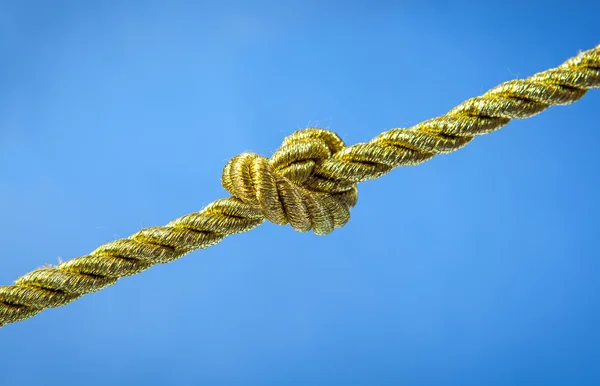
[1,44,598,328]
[222,129,358,235]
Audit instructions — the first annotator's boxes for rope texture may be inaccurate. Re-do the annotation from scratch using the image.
[1,45,599,327]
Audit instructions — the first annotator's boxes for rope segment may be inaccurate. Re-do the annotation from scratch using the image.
[1,45,598,327]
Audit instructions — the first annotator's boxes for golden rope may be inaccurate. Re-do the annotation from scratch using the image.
[1,45,598,327]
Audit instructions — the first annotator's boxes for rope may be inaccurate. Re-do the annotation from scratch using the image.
[1,45,598,328]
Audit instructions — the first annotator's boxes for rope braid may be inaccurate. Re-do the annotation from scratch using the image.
[1,45,598,327]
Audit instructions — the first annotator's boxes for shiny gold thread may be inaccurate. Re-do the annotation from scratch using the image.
[1,45,598,327]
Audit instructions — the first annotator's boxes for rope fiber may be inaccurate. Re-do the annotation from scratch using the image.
[1,45,599,327]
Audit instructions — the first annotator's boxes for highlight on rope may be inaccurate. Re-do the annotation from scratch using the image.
[1,45,598,328]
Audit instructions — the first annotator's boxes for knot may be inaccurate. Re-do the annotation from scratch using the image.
[222,128,358,235]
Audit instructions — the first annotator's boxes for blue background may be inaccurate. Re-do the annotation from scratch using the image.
[1,1,599,385]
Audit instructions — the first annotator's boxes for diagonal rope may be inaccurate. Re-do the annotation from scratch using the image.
[1,45,598,328]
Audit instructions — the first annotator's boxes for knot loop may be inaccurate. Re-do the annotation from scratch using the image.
[270,128,346,185]
[222,129,358,235]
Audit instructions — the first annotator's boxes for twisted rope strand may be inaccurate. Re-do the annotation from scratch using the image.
[302,47,600,193]
[1,45,598,327]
